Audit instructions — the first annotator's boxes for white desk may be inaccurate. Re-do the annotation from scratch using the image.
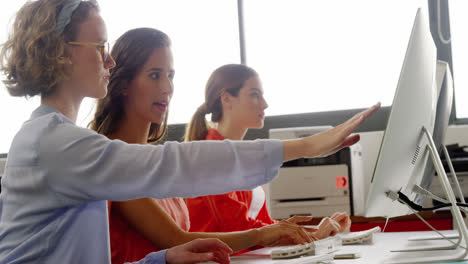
[213,230,467,264]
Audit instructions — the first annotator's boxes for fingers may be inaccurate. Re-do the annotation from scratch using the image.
[327,134,360,156]
[186,238,232,255]
[286,215,314,225]
[362,102,381,118]
[294,224,315,244]
[166,238,232,264]
[316,217,341,239]
[339,102,381,137]
[182,252,215,264]
[341,134,360,148]
[262,221,316,247]
[332,212,351,232]
[266,237,291,247]
[327,219,341,236]
[279,220,314,244]
[348,102,381,124]
[331,212,352,232]
[211,250,231,264]
[331,212,347,222]
[321,102,379,156]
[303,225,318,232]
[309,233,319,241]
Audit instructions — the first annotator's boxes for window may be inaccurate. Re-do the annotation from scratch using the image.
[243,0,427,116]
[0,0,239,153]
[448,0,468,118]
[0,1,40,154]
[99,0,240,125]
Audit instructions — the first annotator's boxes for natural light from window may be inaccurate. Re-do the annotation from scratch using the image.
[1,1,462,154]
[0,0,239,153]
[449,0,468,119]
[243,0,427,116]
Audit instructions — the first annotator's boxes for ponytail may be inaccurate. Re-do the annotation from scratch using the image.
[184,64,258,142]
[185,104,209,141]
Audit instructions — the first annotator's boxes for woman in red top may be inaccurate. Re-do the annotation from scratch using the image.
[91,28,351,264]
[185,64,351,236]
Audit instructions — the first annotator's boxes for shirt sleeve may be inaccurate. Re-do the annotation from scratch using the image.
[202,193,270,232]
[125,250,167,264]
[38,118,283,205]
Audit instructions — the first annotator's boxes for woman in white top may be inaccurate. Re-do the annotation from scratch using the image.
[0,0,380,263]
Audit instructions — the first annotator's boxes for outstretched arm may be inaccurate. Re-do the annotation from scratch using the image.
[283,103,380,162]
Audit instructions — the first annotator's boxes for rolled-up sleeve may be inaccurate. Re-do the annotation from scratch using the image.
[126,250,167,264]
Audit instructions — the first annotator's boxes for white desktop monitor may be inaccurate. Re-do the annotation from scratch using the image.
[415,60,453,205]
[365,7,439,218]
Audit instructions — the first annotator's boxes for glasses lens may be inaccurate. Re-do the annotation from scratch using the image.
[103,42,109,61]
[101,44,106,61]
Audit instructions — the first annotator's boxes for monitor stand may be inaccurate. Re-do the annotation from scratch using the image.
[384,126,468,264]
[406,144,467,242]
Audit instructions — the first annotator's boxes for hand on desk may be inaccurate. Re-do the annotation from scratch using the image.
[309,216,342,239]
[166,238,232,264]
[256,221,318,247]
[254,212,351,248]
[331,212,351,233]
[286,212,351,239]
[286,212,351,235]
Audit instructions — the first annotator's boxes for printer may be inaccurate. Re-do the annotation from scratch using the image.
[267,126,365,219]
[428,143,468,205]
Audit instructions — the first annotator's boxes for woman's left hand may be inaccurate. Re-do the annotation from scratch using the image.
[166,238,232,264]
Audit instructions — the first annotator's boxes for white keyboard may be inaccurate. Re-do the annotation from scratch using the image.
[337,226,381,245]
[270,236,342,259]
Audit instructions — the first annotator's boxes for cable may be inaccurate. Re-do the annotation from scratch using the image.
[398,196,466,250]
[412,185,468,215]
[397,191,450,211]
[396,191,468,211]
[437,0,451,44]
[382,216,390,232]
[413,185,448,204]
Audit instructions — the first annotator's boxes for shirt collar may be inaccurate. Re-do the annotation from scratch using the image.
[30,104,74,124]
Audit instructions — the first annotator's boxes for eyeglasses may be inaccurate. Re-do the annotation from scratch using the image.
[67,41,110,62]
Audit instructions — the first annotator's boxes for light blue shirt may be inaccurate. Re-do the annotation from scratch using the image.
[0,105,283,264]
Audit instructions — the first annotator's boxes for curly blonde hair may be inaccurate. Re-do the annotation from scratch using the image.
[0,0,99,98]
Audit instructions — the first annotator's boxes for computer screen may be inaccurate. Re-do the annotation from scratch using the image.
[365,7,440,218]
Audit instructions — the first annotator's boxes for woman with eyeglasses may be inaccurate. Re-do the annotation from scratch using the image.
[0,0,380,263]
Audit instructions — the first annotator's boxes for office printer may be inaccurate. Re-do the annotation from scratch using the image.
[429,144,468,204]
[268,127,365,219]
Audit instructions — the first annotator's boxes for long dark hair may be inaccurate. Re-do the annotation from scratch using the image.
[185,64,258,141]
[90,28,171,142]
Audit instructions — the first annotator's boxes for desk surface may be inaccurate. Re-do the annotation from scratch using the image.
[214,230,467,264]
